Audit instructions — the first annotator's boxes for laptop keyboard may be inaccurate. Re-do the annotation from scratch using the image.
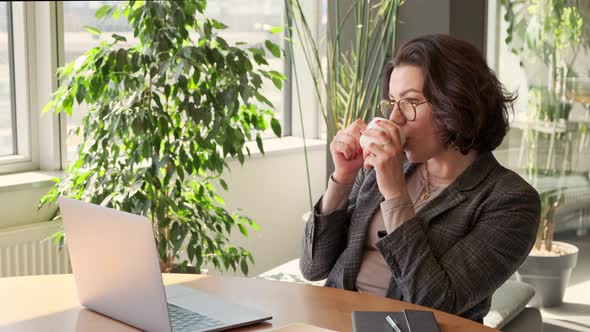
[168,303,225,332]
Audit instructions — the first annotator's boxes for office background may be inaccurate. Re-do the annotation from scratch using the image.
[0,1,588,330]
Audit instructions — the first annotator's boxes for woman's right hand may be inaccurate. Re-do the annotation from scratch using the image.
[330,118,367,183]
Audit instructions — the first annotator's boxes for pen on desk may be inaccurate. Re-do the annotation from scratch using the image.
[386,315,403,332]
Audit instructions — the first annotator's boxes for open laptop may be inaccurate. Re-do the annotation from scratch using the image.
[58,197,271,332]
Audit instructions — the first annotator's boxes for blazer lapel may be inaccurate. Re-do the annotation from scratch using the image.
[417,151,499,226]
[417,187,466,226]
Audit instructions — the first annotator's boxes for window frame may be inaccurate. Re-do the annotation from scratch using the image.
[0,2,36,173]
[6,1,17,156]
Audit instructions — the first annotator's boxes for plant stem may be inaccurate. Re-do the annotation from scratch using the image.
[285,0,313,210]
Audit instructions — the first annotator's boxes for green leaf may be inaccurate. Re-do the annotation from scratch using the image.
[255,135,264,155]
[95,5,114,19]
[41,100,54,114]
[210,19,227,30]
[269,26,283,34]
[240,259,248,275]
[219,178,228,191]
[123,5,131,17]
[215,36,229,49]
[214,194,225,205]
[237,223,248,236]
[129,180,143,196]
[204,20,212,38]
[252,53,268,66]
[63,95,74,116]
[234,151,243,165]
[269,70,286,80]
[264,40,281,58]
[270,76,282,89]
[112,34,127,42]
[178,75,188,89]
[131,51,139,67]
[113,7,120,19]
[251,74,263,88]
[75,84,86,104]
[270,118,281,137]
[249,219,260,232]
[255,92,273,107]
[116,48,127,70]
[84,26,101,36]
[248,47,264,57]
[187,241,196,262]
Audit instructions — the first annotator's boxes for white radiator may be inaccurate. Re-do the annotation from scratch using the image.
[0,221,71,277]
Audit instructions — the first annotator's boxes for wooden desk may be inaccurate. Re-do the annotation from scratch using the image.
[0,274,497,332]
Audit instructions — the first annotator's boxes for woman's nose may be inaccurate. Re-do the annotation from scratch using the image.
[390,105,407,125]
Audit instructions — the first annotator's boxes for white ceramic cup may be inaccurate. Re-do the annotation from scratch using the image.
[359,117,405,149]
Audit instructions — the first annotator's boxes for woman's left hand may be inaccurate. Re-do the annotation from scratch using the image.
[362,120,408,200]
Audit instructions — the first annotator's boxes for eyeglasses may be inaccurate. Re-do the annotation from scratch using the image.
[379,99,429,123]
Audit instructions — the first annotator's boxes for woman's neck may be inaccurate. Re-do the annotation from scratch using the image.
[425,148,479,183]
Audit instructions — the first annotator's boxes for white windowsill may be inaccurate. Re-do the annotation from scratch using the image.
[240,136,326,160]
[0,171,62,192]
[0,137,327,193]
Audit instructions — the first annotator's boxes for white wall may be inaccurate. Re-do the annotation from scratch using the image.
[0,138,327,277]
[214,137,327,276]
[0,174,57,229]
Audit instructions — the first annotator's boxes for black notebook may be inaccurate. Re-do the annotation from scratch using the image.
[351,310,440,332]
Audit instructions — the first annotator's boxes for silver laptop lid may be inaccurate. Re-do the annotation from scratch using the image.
[59,197,172,332]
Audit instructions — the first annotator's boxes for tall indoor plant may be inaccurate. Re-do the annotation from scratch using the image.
[285,0,403,209]
[39,0,284,275]
[500,0,588,306]
[286,0,403,140]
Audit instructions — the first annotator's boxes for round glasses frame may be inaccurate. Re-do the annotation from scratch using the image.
[379,99,429,122]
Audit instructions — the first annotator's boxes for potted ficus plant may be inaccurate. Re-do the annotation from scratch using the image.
[500,0,589,306]
[516,189,579,307]
[39,0,284,275]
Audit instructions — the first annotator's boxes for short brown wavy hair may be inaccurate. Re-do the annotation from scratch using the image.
[381,34,516,154]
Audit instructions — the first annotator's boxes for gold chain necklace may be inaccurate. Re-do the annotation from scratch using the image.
[420,162,437,201]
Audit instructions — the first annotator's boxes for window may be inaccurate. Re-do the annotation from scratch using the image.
[490,1,590,243]
[0,1,32,172]
[0,2,14,157]
[61,0,289,163]
[62,1,135,163]
[205,0,288,138]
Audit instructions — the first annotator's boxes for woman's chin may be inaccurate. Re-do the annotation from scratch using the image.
[404,149,416,162]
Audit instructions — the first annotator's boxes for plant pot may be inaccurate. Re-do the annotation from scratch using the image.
[162,262,206,274]
[516,241,578,307]
[169,264,203,274]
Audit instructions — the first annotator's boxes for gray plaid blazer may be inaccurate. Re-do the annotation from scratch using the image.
[300,152,540,323]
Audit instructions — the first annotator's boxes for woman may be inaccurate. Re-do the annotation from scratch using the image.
[299,34,540,323]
